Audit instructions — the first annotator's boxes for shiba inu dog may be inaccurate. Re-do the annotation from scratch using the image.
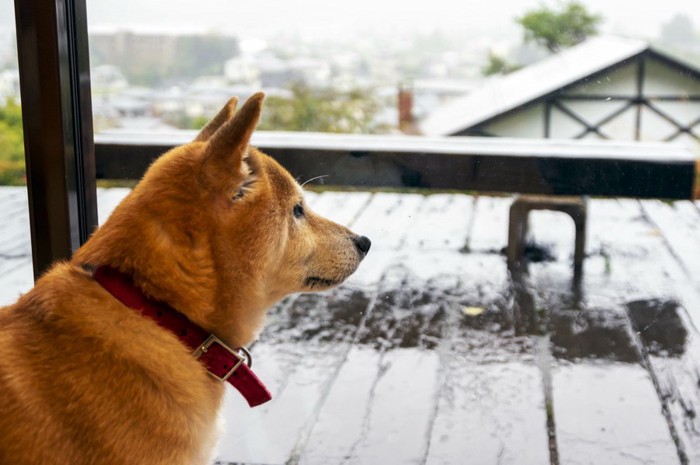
[0,93,370,465]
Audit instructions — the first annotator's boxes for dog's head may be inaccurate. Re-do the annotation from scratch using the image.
[75,93,370,345]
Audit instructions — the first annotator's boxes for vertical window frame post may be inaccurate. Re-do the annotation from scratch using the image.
[14,0,97,280]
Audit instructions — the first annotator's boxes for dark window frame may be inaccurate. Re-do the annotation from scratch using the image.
[14,0,98,279]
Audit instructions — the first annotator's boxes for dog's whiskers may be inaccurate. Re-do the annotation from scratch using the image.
[301,175,329,188]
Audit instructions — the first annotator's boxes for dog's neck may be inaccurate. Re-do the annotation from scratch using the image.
[74,238,262,349]
[90,264,272,407]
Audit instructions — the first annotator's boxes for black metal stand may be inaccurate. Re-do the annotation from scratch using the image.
[507,195,588,281]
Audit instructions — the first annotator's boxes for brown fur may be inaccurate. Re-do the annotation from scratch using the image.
[0,93,369,465]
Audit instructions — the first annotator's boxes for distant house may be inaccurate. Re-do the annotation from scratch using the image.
[421,36,700,145]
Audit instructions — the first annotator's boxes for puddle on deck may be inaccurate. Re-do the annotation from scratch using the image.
[627,299,688,358]
[259,257,689,364]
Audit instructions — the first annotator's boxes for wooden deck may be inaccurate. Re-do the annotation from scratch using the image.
[1,186,700,464]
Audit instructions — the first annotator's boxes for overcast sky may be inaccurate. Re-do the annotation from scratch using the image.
[2,0,699,42]
[90,0,700,40]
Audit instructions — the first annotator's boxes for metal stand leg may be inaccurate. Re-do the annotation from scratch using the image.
[507,195,588,281]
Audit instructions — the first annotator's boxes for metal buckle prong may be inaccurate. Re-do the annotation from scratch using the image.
[193,334,248,382]
[239,346,253,368]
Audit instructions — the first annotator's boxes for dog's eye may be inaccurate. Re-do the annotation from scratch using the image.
[293,203,305,218]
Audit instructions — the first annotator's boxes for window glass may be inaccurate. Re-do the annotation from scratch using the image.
[74,1,700,462]
[0,1,33,305]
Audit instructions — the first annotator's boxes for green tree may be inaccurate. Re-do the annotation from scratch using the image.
[0,99,25,185]
[482,51,522,76]
[517,1,602,53]
[257,84,389,134]
[162,112,210,131]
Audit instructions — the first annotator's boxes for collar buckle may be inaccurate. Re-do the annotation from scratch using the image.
[193,334,249,382]
[93,265,271,406]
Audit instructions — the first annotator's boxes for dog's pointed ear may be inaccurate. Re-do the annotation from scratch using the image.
[200,92,264,195]
[194,97,238,142]
[207,92,263,156]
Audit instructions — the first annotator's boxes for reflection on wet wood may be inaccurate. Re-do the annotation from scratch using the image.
[0,191,30,261]
[586,200,700,464]
[300,347,440,465]
[524,198,691,465]
[430,283,549,465]
[637,303,700,464]
[0,260,33,305]
[553,363,679,465]
[466,195,511,253]
[1,187,700,464]
[550,307,641,362]
[95,187,133,225]
[628,300,688,357]
[306,191,371,227]
[427,361,549,465]
[642,200,700,309]
[402,193,474,251]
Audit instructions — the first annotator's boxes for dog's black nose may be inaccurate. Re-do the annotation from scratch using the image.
[353,235,371,255]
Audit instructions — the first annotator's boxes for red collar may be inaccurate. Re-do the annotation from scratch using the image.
[93,265,271,408]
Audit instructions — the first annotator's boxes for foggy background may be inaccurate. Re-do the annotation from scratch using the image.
[1,0,699,40]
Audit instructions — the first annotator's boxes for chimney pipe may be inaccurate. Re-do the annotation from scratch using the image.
[398,82,418,134]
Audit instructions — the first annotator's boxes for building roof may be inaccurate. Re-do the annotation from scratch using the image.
[420,36,700,136]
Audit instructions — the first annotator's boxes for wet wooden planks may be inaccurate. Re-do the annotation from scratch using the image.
[299,347,440,465]
[529,200,673,464]
[0,188,32,304]
[553,363,679,465]
[596,199,700,464]
[0,187,31,269]
[637,199,700,463]
[642,199,700,298]
[424,197,551,465]
[527,198,700,465]
[0,187,133,305]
